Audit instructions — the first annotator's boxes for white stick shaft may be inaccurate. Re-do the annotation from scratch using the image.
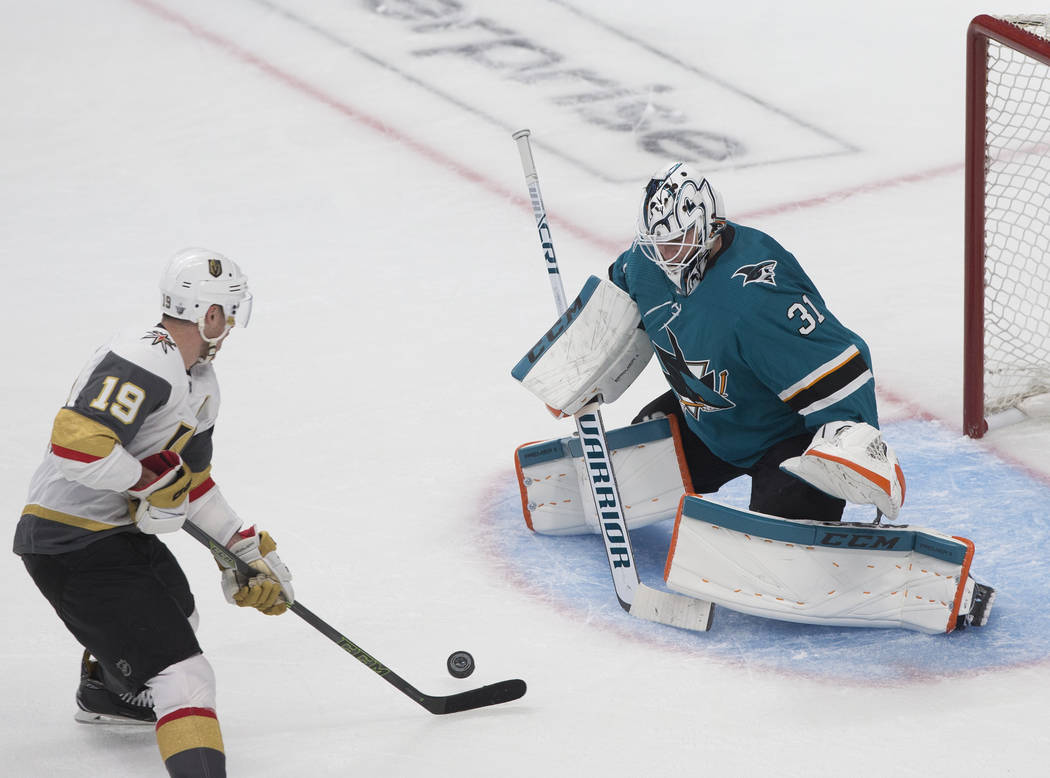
[513,129,569,315]
[509,129,713,631]
[512,128,639,607]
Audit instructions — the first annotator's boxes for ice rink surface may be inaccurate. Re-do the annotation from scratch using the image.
[3,1,1050,775]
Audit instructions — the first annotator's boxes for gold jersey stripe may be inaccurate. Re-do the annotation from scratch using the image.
[50,408,120,459]
[156,710,224,762]
[22,504,122,532]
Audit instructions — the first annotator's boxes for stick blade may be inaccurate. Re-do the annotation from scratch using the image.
[422,679,527,715]
[630,585,714,632]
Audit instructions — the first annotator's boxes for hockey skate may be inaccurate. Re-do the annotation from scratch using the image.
[956,579,997,630]
[74,651,156,725]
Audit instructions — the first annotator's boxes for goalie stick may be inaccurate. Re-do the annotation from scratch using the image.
[181,521,526,714]
[511,128,713,632]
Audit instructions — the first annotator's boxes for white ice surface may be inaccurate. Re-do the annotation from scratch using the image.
[3,1,1050,775]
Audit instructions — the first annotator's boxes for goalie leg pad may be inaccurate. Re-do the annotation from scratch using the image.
[663,495,985,634]
[511,276,652,416]
[515,416,693,535]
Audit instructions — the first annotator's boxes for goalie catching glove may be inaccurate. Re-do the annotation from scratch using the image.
[221,526,294,615]
[128,451,192,534]
[780,421,905,519]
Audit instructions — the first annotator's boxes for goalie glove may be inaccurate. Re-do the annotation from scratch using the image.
[127,451,192,534]
[220,526,294,615]
[780,421,906,520]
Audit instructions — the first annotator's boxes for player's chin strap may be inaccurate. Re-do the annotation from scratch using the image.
[195,316,234,365]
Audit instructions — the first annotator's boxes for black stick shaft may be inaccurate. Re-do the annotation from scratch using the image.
[181,521,526,714]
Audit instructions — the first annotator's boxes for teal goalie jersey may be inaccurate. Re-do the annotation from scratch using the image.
[609,222,878,468]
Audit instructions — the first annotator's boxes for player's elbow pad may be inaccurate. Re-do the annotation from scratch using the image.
[511,276,652,416]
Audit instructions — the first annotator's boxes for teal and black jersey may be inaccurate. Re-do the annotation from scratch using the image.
[609,222,878,468]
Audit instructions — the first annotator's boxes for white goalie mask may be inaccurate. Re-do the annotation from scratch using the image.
[636,163,726,295]
[159,247,252,363]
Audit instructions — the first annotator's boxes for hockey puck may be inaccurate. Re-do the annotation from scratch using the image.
[446,651,475,679]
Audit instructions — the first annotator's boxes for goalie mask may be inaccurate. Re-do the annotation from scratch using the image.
[160,247,252,363]
[636,163,726,295]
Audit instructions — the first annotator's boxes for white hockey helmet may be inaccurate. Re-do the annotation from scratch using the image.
[160,247,252,329]
[160,248,252,363]
[636,163,726,294]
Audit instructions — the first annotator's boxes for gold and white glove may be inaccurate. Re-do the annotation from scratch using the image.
[221,526,294,615]
[127,451,192,534]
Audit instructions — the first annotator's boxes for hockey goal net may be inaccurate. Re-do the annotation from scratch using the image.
[964,14,1050,438]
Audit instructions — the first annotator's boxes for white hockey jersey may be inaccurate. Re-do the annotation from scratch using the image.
[14,325,221,554]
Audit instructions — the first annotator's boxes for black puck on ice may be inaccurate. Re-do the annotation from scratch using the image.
[446,650,475,679]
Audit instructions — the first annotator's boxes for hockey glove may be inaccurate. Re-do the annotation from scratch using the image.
[221,526,294,615]
[780,421,906,520]
[128,451,192,534]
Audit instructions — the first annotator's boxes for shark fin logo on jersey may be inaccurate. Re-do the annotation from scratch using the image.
[733,259,777,287]
[653,329,734,418]
[143,329,176,354]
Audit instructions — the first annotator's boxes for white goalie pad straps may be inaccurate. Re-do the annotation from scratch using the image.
[511,276,653,417]
[664,495,976,634]
[781,421,906,520]
[514,416,693,535]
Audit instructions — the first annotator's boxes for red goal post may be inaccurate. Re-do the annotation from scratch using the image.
[964,14,1050,438]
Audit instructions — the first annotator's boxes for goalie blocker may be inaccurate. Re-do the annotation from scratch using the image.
[511,275,652,417]
[664,495,995,634]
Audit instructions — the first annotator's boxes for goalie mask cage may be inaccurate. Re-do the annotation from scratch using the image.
[964,14,1050,438]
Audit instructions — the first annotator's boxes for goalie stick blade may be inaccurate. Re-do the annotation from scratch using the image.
[629,585,714,632]
[421,679,528,715]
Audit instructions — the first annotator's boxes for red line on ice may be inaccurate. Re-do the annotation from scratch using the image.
[131,0,988,440]
[128,0,623,254]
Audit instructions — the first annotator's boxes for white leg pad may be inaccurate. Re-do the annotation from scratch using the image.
[664,495,976,634]
[515,416,693,535]
[147,653,217,721]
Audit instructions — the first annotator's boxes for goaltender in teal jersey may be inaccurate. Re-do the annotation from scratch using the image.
[609,163,894,523]
[610,220,878,468]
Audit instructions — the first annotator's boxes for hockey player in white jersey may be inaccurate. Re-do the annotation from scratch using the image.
[14,248,293,777]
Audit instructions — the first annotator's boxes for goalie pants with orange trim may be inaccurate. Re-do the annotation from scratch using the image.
[20,530,201,694]
[634,391,845,522]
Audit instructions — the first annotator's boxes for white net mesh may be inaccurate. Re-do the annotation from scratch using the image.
[983,16,1050,413]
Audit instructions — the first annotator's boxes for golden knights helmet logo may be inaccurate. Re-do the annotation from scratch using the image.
[208,259,223,278]
[654,329,735,418]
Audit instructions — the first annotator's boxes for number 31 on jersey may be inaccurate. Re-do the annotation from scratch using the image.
[787,295,826,335]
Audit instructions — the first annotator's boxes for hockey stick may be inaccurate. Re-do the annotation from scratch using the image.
[511,129,713,632]
[181,521,526,714]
